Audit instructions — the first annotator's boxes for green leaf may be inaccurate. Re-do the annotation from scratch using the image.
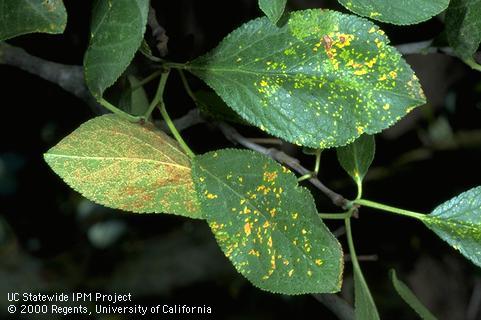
[445,0,481,68]
[423,186,481,267]
[354,265,380,320]
[390,269,437,320]
[195,90,246,124]
[124,75,150,116]
[336,134,375,186]
[346,219,380,320]
[259,0,287,24]
[44,115,201,218]
[84,0,150,98]
[187,9,425,148]
[0,0,67,41]
[337,0,449,25]
[192,149,343,294]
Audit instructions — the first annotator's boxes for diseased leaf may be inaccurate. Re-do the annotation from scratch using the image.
[44,115,201,218]
[188,9,425,148]
[337,134,375,187]
[446,0,481,68]
[338,0,449,25]
[84,0,150,98]
[259,0,287,24]
[390,269,437,320]
[0,0,67,41]
[423,186,481,267]
[192,149,343,294]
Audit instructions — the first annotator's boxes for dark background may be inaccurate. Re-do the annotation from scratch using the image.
[1,0,481,319]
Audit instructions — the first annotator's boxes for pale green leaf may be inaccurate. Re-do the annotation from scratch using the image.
[84,0,150,98]
[390,269,437,320]
[337,134,375,185]
[187,9,425,148]
[446,0,481,69]
[423,186,481,267]
[338,0,449,25]
[259,0,287,24]
[0,0,67,40]
[44,115,201,218]
[192,149,343,294]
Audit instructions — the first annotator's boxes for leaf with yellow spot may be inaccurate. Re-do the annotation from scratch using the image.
[338,0,449,25]
[44,115,201,218]
[192,149,343,294]
[258,0,287,24]
[0,0,67,41]
[336,134,375,191]
[422,186,481,267]
[186,9,425,148]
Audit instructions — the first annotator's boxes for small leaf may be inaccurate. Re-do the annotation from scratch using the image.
[193,149,343,294]
[259,0,287,24]
[336,134,375,185]
[84,0,150,98]
[44,115,201,218]
[445,0,481,68]
[0,0,67,41]
[423,186,481,267]
[390,269,437,320]
[128,75,150,116]
[188,9,425,148]
[354,265,380,320]
[337,0,449,25]
[195,90,246,124]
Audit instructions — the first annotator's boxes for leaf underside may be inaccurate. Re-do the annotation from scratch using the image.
[0,0,67,41]
[44,115,201,218]
[445,0,481,63]
[390,269,437,320]
[338,0,449,25]
[424,186,481,267]
[188,9,425,148]
[336,134,375,183]
[84,0,150,98]
[259,0,287,24]
[192,149,343,294]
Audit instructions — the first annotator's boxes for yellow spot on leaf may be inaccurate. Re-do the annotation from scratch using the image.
[244,223,251,236]
[315,259,323,266]
[383,104,390,110]
[267,236,273,248]
[260,80,268,87]
[288,269,294,277]
[269,208,277,217]
[248,249,260,257]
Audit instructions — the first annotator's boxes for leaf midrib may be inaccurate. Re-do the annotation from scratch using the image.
[45,153,191,171]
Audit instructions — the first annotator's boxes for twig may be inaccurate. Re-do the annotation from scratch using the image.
[0,42,103,115]
[313,294,355,320]
[217,122,349,208]
[0,42,202,131]
[395,40,455,56]
[148,5,169,57]
[345,254,378,262]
